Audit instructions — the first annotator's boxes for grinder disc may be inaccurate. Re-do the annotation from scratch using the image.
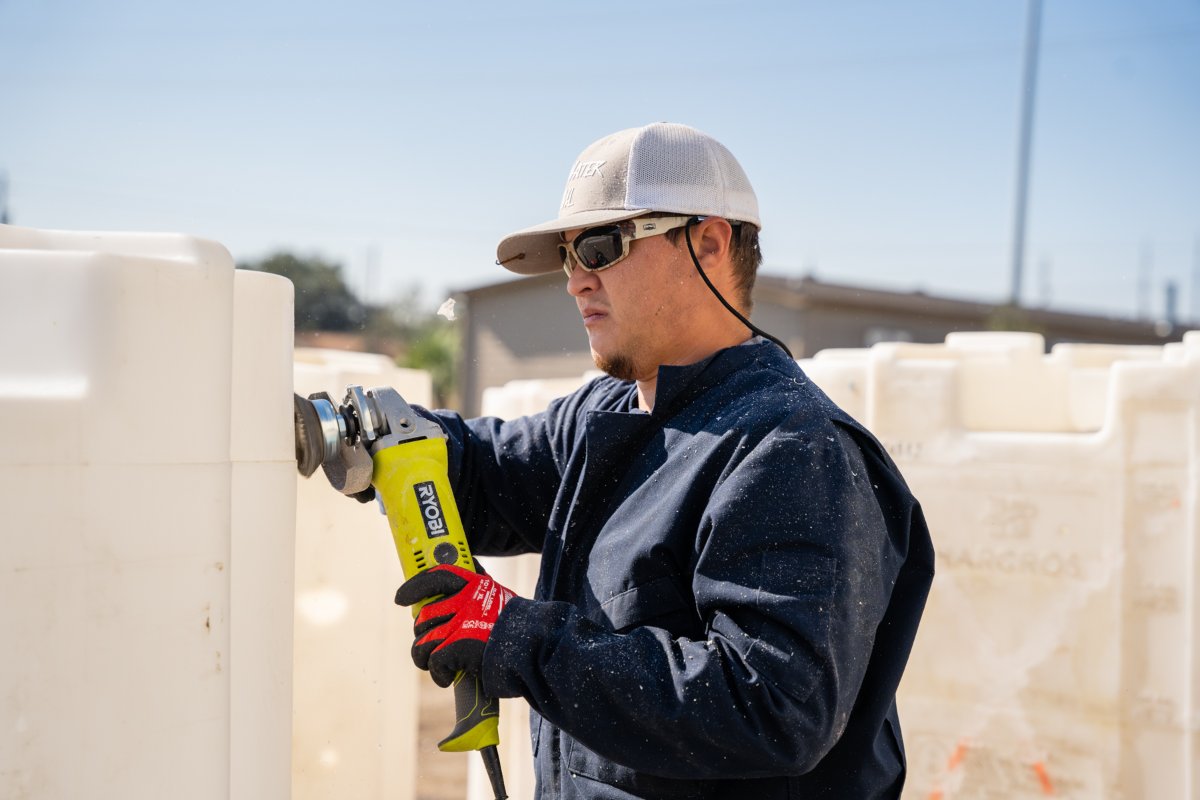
[293,393,326,477]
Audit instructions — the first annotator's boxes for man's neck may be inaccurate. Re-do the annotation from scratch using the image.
[636,378,657,413]
[634,331,753,412]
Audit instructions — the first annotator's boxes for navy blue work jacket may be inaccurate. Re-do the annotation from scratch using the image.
[427,340,934,799]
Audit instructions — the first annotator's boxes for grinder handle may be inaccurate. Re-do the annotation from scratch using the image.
[371,439,502,755]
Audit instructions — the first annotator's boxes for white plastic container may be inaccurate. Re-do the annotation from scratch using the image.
[479,374,600,423]
[803,330,1200,799]
[469,336,1200,798]
[467,375,597,800]
[0,224,296,799]
[290,349,432,800]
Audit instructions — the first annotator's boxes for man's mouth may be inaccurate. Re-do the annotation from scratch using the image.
[580,306,607,326]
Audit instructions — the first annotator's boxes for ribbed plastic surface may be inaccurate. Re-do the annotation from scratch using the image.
[469,333,1200,799]
[467,375,598,800]
[0,223,296,799]
[291,349,432,800]
[803,330,1200,799]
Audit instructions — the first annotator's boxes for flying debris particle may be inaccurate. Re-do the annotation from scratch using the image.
[437,298,457,321]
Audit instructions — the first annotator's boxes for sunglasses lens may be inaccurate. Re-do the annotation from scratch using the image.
[573,227,623,270]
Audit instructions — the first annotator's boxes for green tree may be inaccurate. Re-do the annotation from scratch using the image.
[985,303,1044,335]
[239,252,366,331]
[401,317,459,407]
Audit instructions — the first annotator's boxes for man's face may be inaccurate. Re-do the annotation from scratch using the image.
[563,222,703,382]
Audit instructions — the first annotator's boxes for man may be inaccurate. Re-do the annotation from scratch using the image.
[395,122,935,799]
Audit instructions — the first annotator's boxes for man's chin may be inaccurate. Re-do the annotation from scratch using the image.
[592,350,638,382]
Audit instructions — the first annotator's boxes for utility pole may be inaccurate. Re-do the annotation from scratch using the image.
[1192,235,1200,324]
[0,171,9,225]
[1038,255,1052,307]
[1008,0,1044,307]
[364,244,380,305]
[1138,239,1153,319]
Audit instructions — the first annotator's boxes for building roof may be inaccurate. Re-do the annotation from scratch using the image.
[458,271,1192,343]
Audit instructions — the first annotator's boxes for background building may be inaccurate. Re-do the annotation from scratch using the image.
[455,273,1190,416]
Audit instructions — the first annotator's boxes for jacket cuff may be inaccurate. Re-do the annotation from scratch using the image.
[482,595,574,699]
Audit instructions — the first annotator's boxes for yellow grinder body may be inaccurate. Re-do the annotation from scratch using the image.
[372,437,501,753]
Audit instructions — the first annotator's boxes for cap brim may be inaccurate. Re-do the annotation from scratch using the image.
[496,208,649,275]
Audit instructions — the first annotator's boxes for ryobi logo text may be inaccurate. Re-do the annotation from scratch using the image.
[414,481,448,538]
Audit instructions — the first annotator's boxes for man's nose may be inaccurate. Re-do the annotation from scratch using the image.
[566,264,599,297]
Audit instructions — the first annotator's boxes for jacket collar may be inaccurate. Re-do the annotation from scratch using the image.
[649,338,777,418]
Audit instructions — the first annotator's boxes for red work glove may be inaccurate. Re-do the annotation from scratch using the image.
[394,563,516,688]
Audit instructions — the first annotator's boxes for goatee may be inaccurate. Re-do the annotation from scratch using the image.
[594,352,638,382]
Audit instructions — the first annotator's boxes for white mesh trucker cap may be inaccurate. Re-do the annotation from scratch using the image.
[496,122,760,275]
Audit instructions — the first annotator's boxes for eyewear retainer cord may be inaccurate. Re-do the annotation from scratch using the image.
[684,218,793,359]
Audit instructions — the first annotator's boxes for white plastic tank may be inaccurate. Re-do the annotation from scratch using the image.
[802,330,1200,799]
[468,337,1200,798]
[466,374,597,800]
[291,349,432,800]
[0,224,296,799]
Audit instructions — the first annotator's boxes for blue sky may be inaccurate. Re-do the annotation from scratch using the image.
[3,0,1198,322]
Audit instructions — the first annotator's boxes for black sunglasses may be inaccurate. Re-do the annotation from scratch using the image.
[558,215,694,277]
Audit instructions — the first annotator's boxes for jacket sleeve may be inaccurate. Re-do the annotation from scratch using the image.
[420,396,574,557]
[482,420,918,778]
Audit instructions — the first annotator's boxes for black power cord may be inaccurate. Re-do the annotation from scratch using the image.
[684,217,793,359]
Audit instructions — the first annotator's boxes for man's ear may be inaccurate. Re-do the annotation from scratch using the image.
[690,217,735,269]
